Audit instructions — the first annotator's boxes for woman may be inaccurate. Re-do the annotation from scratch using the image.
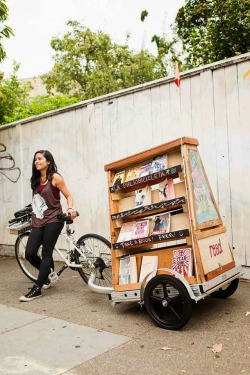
[19,150,77,302]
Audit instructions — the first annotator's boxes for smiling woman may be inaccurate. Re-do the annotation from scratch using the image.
[19,149,78,302]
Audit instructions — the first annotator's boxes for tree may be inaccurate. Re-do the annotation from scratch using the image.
[0,62,78,125]
[42,20,168,100]
[0,62,29,124]
[174,0,250,68]
[0,0,14,62]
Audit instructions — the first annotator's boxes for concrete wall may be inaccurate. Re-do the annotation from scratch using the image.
[1,52,250,278]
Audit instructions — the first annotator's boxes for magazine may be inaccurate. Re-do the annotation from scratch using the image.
[117,221,136,242]
[125,165,141,182]
[139,163,151,177]
[159,178,175,202]
[151,213,171,235]
[150,154,167,174]
[131,219,150,240]
[171,248,193,277]
[113,170,125,186]
[139,255,158,282]
[119,255,138,284]
[134,186,151,208]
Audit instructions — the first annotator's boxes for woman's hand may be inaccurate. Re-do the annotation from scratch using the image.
[68,209,78,220]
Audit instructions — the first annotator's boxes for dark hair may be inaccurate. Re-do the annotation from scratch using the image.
[31,150,58,191]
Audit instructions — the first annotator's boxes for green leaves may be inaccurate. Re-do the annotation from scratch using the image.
[41,21,170,101]
[0,62,78,125]
[141,10,149,22]
[174,0,250,68]
[0,0,14,62]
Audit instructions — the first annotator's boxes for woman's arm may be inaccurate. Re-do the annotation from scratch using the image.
[52,173,77,218]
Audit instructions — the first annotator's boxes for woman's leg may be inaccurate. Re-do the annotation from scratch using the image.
[36,222,64,287]
[25,227,44,270]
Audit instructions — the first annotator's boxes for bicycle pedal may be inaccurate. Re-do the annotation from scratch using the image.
[48,271,59,283]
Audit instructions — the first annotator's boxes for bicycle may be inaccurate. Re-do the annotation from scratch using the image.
[8,205,113,289]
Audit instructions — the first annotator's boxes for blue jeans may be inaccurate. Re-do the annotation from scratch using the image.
[25,222,64,287]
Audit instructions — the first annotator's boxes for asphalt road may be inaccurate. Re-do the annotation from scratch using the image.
[0,256,249,375]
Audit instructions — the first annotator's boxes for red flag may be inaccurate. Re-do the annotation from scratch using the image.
[174,61,180,87]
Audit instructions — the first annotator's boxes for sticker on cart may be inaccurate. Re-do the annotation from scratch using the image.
[197,232,233,274]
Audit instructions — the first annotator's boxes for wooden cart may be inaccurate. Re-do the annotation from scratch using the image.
[94,137,242,330]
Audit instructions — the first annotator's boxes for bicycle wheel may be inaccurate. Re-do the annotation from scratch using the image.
[15,232,40,282]
[210,278,239,299]
[144,274,193,330]
[75,233,112,287]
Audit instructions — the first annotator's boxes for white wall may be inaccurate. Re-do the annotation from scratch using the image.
[1,52,250,278]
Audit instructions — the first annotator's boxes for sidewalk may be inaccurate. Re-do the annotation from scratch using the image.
[0,256,249,375]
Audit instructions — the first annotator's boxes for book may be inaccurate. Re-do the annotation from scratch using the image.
[171,248,193,277]
[139,255,158,283]
[113,170,125,186]
[131,219,150,240]
[150,154,168,174]
[129,256,138,283]
[119,256,138,284]
[116,221,136,242]
[119,256,130,284]
[134,186,151,208]
[159,178,175,202]
[151,213,171,235]
[125,165,141,182]
[139,162,151,177]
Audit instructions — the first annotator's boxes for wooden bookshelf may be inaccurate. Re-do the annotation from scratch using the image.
[104,137,236,292]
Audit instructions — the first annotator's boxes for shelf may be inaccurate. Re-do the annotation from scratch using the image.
[111,196,186,220]
[113,229,190,250]
[110,165,183,193]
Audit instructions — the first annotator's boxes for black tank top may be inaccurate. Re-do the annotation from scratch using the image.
[31,178,62,227]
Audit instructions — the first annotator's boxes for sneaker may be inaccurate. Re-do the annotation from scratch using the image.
[42,280,51,289]
[19,285,42,302]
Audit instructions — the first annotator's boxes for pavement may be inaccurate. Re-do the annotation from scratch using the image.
[0,255,249,375]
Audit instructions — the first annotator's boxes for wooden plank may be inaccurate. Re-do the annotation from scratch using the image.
[199,70,218,200]
[197,232,234,274]
[213,68,232,245]
[169,80,181,139]
[113,197,186,221]
[168,150,182,167]
[150,86,162,146]
[180,78,193,136]
[133,89,152,152]
[205,261,236,280]
[190,74,201,139]
[160,84,171,142]
[114,245,198,291]
[225,64,245,266]
[104,137,199,171]
[196,226,227,240]
[113,228,190,250]
[109,165,183,193]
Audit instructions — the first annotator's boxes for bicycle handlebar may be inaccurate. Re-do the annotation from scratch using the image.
[57,211,80,223]
[8,209,79,227]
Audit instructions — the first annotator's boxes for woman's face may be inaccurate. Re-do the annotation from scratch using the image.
[34,153,49,172]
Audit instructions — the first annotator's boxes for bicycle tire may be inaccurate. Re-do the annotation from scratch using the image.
[75,233,113,287]
[15,232,39,282]
[144,274,193,330]
[210,278,239,299]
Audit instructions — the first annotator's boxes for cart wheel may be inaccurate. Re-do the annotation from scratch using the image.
[210,278,239,299]
[144,274,193,330]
